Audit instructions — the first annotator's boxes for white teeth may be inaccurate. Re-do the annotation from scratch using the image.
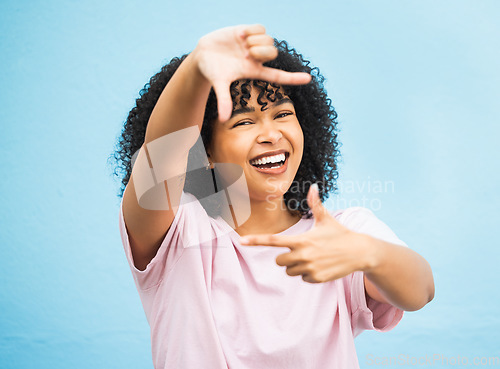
[250,153,286,165]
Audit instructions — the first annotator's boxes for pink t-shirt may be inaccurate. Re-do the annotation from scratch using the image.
[119,191,407,369]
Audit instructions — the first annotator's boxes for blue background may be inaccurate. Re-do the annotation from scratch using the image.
[1,0,498,368]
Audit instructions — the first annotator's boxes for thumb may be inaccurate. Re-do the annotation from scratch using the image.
[307,183,329,223]
[212,80,233,123]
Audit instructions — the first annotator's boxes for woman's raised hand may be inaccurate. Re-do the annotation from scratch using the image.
[193,24,312,122]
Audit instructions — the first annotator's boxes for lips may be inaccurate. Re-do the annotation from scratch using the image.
[249,153,289,175]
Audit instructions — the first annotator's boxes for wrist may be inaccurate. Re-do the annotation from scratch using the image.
[186,47,211,89]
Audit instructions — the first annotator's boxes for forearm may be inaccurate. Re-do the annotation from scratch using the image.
[145,48,212,145]
[129,47,212,213]
[361,234,435,311]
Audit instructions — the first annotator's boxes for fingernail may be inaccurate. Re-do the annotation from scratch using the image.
[311,183,318,193]
[240,237,249,244]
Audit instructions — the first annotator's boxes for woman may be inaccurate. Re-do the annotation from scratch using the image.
[113,24,434,369]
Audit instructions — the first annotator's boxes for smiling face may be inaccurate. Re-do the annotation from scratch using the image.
[207,83,304,204]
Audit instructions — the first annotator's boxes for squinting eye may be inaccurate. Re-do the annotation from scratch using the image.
[232,113,292,128]
[276,112,293,119]
[232,121,253,128]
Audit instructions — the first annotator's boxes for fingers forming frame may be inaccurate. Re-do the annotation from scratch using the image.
[242,234,329,283]
[244,33,277,62]
[257,66,312,86]
[248,45,278,62]
[239,24,267,38]
[235,24,311,85]
[245,34,275,47]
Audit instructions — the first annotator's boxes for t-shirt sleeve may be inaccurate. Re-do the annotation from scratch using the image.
[335,207,407,337]
[118,191,211,291]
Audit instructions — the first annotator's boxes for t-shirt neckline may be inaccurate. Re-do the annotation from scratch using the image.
[218,211,312,239]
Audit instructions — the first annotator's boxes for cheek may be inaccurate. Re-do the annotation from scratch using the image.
[291,125,304,153]
[210,132,250,162]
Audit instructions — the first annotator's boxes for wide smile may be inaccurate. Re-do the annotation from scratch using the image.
[249,152,290,175]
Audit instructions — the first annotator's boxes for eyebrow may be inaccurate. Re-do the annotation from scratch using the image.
[229,97,294,120]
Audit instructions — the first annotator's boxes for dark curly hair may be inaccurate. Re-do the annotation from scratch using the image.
[111,39,341,219]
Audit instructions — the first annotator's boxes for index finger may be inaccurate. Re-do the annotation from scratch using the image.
[239,233,299,249]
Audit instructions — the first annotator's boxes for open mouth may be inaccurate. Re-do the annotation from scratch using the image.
[249,152,289,172]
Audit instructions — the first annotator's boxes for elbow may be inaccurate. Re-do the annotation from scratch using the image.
[427,280,435,304]
[405,281,435,312]
[412,259,435,311]
[424,268,436,305]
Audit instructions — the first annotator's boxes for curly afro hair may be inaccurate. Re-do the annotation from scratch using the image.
[111,39,341,219]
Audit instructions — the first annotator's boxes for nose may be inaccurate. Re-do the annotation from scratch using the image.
[256,121,283,144]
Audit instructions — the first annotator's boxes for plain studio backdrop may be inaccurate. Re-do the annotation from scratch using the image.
[1,1,498,368]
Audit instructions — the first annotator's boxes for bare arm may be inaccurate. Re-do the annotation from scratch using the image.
[122,52,211,270]
[362,235,435,311]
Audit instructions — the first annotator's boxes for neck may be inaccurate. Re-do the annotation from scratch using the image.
[231,196,301,237]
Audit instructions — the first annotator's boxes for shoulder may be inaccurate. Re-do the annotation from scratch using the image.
[329,206,408,247]
[329,206,376,225]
